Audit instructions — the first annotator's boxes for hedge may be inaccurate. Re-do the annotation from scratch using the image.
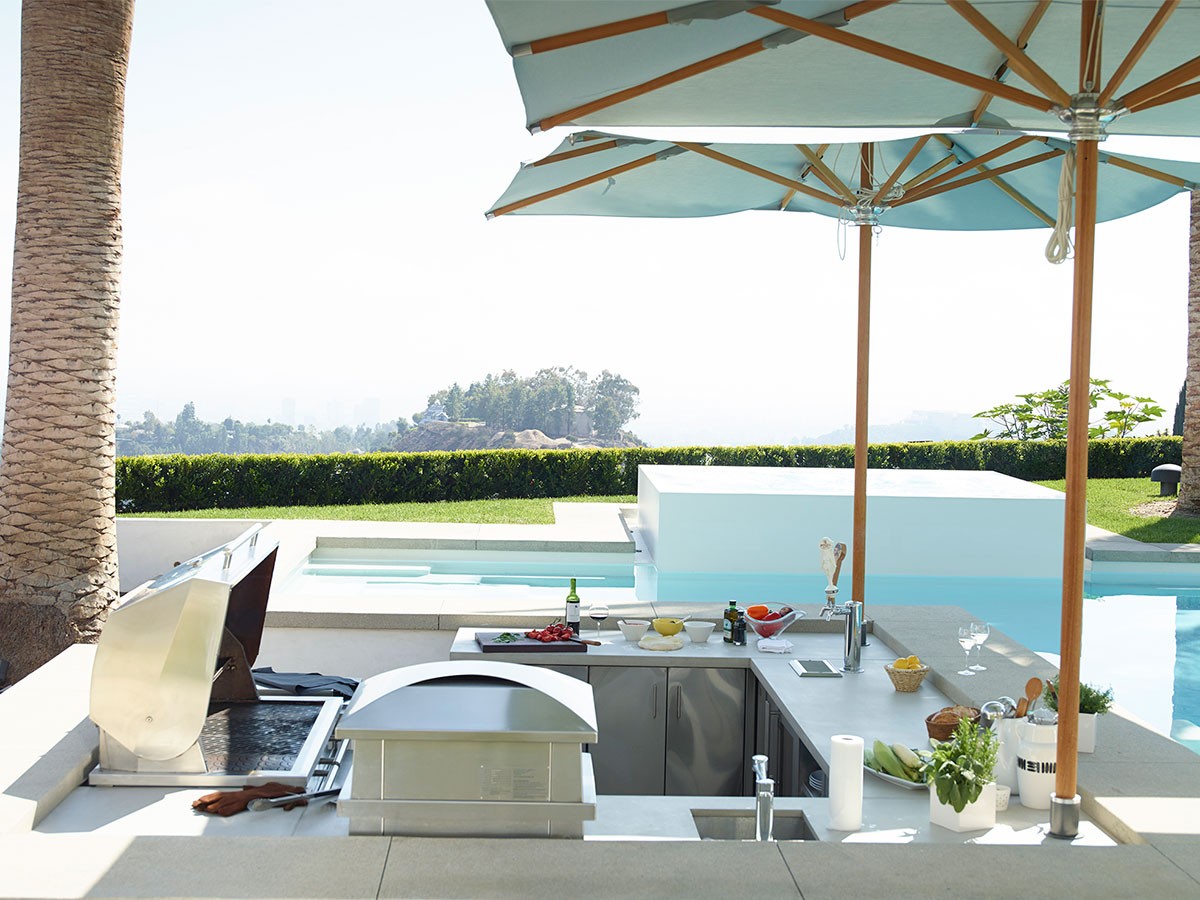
[115,437,1182,513]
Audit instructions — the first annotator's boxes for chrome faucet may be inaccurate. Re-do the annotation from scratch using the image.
[819,539,864,673]
[752,754,774,841]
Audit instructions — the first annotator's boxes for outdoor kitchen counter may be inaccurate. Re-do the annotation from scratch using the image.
[449,624,940,771]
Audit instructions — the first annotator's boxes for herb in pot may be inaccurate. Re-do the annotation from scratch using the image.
[926,717,998,813]
[1043,677,1114,715]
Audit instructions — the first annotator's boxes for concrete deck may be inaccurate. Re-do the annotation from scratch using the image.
[2,509,1199,898]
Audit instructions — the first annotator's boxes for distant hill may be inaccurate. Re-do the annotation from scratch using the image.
[393,420,642,452]
[804,410,979,445]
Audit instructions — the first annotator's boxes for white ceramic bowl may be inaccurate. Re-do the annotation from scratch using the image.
[683,620,715,643]
[618,619,650,642]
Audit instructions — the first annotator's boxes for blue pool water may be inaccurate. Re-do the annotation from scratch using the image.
[287,553,1199,754]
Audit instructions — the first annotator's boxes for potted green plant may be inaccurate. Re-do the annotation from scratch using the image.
[1043,677,1114,753]
[927,717,999,832]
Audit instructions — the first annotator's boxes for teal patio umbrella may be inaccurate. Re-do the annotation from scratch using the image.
[488,128,1200,618]
[485,1,1200,833]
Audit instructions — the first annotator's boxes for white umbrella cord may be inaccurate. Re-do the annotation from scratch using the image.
[1045,148,1075,264]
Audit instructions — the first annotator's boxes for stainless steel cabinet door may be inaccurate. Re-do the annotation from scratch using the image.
[665,667,746,796]
[587,666,667,795]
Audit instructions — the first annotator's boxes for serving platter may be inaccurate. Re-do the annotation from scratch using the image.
[864,766,927,790]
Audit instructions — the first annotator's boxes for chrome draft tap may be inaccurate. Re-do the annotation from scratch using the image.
[818,538,863,673]
[752,754,774,842]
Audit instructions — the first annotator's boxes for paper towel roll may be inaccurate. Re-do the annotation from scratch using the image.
[828,734,864,831]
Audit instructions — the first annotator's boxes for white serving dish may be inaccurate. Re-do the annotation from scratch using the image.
[864,766,926,790]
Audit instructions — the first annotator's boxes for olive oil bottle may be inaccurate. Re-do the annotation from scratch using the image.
[565,578,581,636]
[723,600,738,643]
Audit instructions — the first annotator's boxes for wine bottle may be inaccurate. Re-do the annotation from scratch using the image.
[565,577,581,636]
[723,600,738,644]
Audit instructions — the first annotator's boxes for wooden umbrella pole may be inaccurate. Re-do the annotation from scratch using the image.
[852,146,873,609]
[1055,138,1099,812]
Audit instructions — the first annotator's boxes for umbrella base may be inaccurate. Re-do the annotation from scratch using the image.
[1049,792,1081,838]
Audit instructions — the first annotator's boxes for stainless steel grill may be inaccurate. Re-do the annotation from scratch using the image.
[89,525,341,787]
[336,660,597,838]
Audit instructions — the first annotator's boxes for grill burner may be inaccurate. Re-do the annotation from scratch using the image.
[199,702,325,775]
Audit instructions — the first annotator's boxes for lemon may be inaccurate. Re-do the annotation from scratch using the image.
[906,655,921,668]
[893,657,911,670]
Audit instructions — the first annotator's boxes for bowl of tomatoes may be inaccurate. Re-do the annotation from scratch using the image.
[744,603,804,639]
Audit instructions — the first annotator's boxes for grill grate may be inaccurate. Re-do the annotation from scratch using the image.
[198,701,324,774]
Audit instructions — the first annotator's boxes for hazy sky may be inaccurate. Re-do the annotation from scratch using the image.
[1,1,1199,447]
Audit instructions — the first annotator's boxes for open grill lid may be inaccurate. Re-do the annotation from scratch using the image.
[89,525,278,761]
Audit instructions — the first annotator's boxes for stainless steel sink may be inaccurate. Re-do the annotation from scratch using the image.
[691,811,818,841]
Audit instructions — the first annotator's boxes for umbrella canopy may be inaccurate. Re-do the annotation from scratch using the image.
[485,0,1200,834]
[488,129,1200,615]
[487,0,1200,138]
[489,130,1200,228]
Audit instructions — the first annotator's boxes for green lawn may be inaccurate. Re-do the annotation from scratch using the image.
[123,479,1196,543]
[121,495,637,525]
[1035,477,1200,544]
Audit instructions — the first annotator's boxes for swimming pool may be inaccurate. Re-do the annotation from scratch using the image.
[282,550,1199,756]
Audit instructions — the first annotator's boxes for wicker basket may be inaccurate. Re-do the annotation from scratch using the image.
[884,663,929,693]
[925,707,982,742]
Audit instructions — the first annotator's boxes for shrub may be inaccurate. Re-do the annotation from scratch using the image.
[115,437,1181,513]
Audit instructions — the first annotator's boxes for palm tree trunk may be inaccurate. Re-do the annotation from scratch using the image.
[1181,191,1200,514]
[0,0,135,682]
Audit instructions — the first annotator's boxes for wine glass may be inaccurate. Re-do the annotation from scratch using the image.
[957,627,976,676]
[588,602,609,638]
[969,622,990,671]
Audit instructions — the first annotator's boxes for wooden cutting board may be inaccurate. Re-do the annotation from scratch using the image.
[474,631,587,653]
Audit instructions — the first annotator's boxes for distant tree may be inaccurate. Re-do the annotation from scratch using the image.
[444,383,465,420]
[590,370,641,438]
[972,379,1163,440]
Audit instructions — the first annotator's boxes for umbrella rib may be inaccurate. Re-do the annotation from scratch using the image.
[529,2,903,130]
[536,38,768,131]
[1098,0,1180,105]
[772,142,830,210]
[1119,56,1200,111]
[487,151,667,217]
[870,135,932,204]
[896,150,1064,210]
[901,156,959,192]
[1126,77,1200,113]
[512,0,897,56]
[532,140,622,167]
[795,145,858,203]
[900,135,1040,199]
[748,7,1056,112]
[1097,151,1196,190]
[673,142,845,208]
[945,1,1071,106]
[972,0,1052,124]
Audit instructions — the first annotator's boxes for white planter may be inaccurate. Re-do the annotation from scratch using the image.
[1077,713,1097,754]
[929,781,997,833]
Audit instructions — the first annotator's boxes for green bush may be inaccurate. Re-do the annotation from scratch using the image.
[115,437,1182,513]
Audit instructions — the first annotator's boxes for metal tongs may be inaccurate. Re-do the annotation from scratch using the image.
[247,786,340,812]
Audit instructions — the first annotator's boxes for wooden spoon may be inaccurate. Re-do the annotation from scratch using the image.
[1015,697,1028,717]
[1025,677,1044,709]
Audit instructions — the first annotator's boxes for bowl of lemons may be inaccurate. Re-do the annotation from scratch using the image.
[885,655,929,692]
[652,617,685,636]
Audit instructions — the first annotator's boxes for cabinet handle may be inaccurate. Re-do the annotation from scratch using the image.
[674,684,682,720]
[651,684,658,719]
